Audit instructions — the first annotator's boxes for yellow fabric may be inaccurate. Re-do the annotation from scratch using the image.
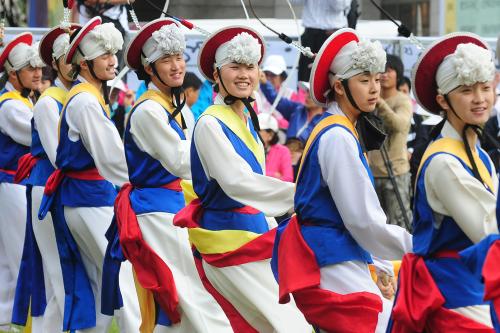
[58,82,110,140]
[133,269,156,333]
[187,228,260,254]
[134,89,183,128]
[180,179,197,205]
[297,114,357,179]
[202,104,265,166]
[40,86,67,105]
[0,90,33,109]
[417,137,494,192]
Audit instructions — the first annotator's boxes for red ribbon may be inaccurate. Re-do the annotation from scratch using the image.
[115,182,181,323]
[44,168,104,195]
[14,153,40,184]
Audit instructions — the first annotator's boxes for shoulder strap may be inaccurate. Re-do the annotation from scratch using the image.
[297,114,358,179]
[40,86,67,106]
[0,90,33,109]
[417,137,494,192]
[201,105,265,166]
[135,89,182,127]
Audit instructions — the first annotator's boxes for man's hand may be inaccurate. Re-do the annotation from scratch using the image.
[259,70,267,84]
[376,272,395,300]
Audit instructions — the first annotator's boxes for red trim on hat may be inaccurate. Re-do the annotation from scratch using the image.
[412,33,488,114]
[125,18,179,70]
[198,26,265,82]
[309,29,359,107]
[39,24,81,67]
[0,32,33,72]
[64,17,102,64]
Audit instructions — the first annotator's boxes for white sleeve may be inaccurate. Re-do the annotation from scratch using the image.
[33,96,60,167]
[129,101,191,180]
[425,154,498,243]
[194,115,294,216]
[318,127,412,260]
[66,93,129,187]
[0,99,32,146]
[372,256,395,277]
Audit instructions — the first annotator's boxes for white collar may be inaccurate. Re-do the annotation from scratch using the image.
[54,78,69,92]
[147,82,161,93]
[5,81,16,92]
[441,120,463,142]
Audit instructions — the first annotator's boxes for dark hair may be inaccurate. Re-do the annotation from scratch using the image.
[42,66,57,84]
[182,72,202,90]
[398,76,411,92]
[267,129,279,145]
[386,54,404,86]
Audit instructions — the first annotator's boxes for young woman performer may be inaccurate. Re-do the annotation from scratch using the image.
[389,32,499,332]
[174,26,311,332]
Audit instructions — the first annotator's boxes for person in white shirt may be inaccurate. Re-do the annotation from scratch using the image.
[291,0,352,81]
[273,28,412,333]
[37,17,140,332]
[0,32,41,330]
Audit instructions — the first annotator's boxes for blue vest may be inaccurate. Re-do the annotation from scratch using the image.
[55,83,116,207]
[190,108,268,233]
[413,147,494,309]
[0,88,31,183]
[294,114,372,267]
[124,96,186,215]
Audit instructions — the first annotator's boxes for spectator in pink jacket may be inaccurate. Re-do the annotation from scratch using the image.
[258,113,294,182]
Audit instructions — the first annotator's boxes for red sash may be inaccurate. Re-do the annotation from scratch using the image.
[14,153,41,184]
[173,198,274,267]
[114,181,182,323]
[391,253,495,332]
[44,168,104,195]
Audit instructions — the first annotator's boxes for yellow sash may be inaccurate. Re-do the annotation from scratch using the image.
[202,104,265,166]
[134,89,183,127]
[189,227,260,254]
[417,137,494,192]
[40,86,67,105]
[297,114,357,179]
[0,90,33,109]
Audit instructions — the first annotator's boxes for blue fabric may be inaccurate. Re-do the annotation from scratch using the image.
[190,80,214,120]
[190,111,268,233]
[101,217,124,315]
[293,118,372,268]
[12,186,46,325]
[27,158,55,187]
[0,96,30,183]
[271,217,291,282]
[259,82,322,142]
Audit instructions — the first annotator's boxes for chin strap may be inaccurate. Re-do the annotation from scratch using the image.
[216,67,262,141]
[170,85,187,129]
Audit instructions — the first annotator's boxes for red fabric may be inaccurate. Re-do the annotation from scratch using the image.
[202,229,276,267]
[43,168,104,195]
[14,153,40,183]
[391,253,446,332]
[193,256,258,333]
[160,178,182,192]
[0,168,16,175]
[115,183,180,323]
[293,287,382,333]
[483,240,500,321]
[432,250,460,259]
[277,215,321,303]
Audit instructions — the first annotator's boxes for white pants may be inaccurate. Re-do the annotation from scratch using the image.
[137,212,232,333]
[64,206,141,333]
[0,183,26,324]
[202,259,311,333]
[319,260,392,333]
[29,186,65,332]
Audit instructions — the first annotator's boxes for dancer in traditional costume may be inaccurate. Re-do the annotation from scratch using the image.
[110,17,232,332]
[272,29,412,333]
[11,24,80,332]
[389,32,499,332]
[174,26,311,332]
[37,17,140,332]
[0,32,42,329]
